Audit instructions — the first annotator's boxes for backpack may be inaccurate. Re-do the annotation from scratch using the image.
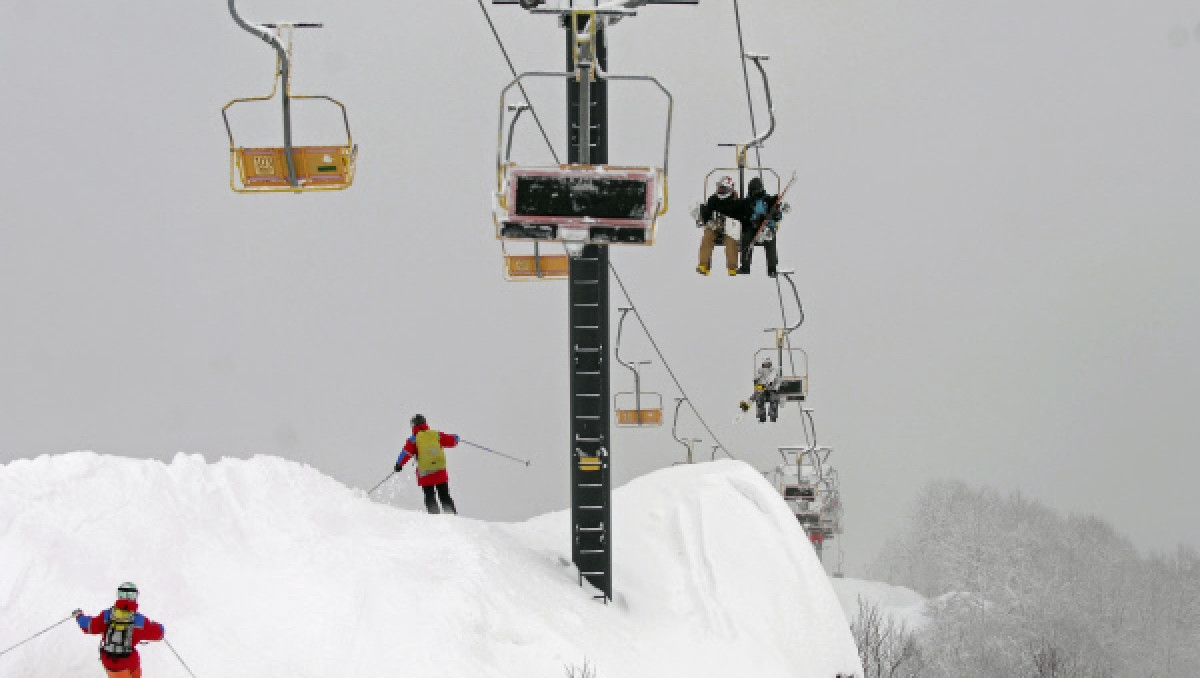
[414,429,447,474]
[100,607,136,658]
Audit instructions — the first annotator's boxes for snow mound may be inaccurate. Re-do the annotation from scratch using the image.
[0,453,861,678]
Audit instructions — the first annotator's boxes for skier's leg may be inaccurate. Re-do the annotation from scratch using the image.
[764,239,779,277]
[700,225,715,271]
[734,231,753,273]
[436,482,457,515]
[422,485,441,514]
[722,235,740,274]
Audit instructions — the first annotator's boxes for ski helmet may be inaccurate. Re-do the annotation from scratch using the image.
[116,582,138,601]
[715,176,735,197]
[762,356,773,367]
[410,413,427,428]
[748,177,765,196]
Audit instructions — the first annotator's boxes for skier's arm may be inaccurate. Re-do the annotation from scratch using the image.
[78,613,106,634]
[439,432,460,448]
[138,620,165,643]
[395,437,418,470]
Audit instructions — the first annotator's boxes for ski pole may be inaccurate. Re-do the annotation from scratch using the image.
[458,438,531,466]
[0,613,74,658]
[165,639,200,678]
[368,471,396,495]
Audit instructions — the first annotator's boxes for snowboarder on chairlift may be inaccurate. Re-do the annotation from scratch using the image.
[395,414,461,515]
[692,175,741,276]
[739,356,781,422]
[699,176,788,276]
[74,582,165,678]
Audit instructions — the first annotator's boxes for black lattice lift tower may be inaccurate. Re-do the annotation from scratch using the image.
[492,0,693,602]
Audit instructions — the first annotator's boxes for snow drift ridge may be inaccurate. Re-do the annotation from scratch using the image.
[0,453,861,678]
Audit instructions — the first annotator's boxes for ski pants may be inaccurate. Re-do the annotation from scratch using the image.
[105,669,141,678]
[740,237,778,276]
[422,482,457,515]
[698,228,739,272]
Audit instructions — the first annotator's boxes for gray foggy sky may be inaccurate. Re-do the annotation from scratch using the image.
[1,0,1198,577]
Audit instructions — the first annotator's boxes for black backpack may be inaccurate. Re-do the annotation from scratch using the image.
[100,607,136,658]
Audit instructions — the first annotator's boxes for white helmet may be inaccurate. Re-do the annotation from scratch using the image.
[715,176,735,197]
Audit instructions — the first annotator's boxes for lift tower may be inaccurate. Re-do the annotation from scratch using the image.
[493,0,693,602]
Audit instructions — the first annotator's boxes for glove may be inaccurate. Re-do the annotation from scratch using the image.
[394,461,405,472]
[779,202,791,214]
[72,608,83,617]
[739,401,750,412]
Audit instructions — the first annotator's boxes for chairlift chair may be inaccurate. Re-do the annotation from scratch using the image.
[222,1,357,193]
[493,10,673,260]
[614,308,663,427]
[749,343,808,422]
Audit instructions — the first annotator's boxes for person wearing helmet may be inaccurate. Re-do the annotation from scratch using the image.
[739,356,781,422]
[692,175,741,276]
[394,414,461,514]
[740,177,784,276]
[74,582,165,678]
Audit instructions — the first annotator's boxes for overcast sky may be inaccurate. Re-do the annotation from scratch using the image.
[1,0,1197,577]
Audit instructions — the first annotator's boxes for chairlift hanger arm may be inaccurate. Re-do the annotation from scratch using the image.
[670,398,687,448]
[721,53,777,152]
[227,0,298,188]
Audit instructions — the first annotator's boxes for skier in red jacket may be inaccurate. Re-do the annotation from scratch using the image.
[395,413,460,514]
[75,582,165,678]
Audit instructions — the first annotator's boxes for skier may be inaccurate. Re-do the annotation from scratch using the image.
[739,356,781,422]
[395,414,460,514]
[739,176,785,276]
[692,175,741,276]
[74,582,165,678]
[699,176,787,276]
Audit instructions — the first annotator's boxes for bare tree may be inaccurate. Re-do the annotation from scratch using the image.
[851,596,925,678]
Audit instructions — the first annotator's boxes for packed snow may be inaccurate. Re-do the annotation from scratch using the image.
[0,453,861,678]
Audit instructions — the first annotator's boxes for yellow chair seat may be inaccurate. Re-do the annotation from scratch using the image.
[233,146,355,191]
[504,254,570,280]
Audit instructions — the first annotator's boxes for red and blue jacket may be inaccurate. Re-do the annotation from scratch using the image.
[77,600,165,672]
[397,423,459,487]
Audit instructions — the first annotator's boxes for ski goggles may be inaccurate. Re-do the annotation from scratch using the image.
[116,585,138,601]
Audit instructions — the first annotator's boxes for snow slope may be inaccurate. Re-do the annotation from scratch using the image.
[0,453,861,678]
[829,577,929,632]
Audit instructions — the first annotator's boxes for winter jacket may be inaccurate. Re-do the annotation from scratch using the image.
[700,191,782,242]
[77,602,165,672]
[697,192,738,236]
[396,423,460,487]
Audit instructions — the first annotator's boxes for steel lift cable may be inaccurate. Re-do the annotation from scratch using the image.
[732,0,764,177]
[609,261,737,460]
[474,0,561,164]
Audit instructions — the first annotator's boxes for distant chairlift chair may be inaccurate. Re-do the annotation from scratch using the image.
[613,307,663,427]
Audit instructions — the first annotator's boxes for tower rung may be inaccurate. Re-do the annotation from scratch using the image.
[579,505,603,510]
[581,571,607,576]
[580,549,606,555]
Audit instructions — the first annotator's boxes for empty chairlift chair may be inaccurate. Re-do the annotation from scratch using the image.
[222,1,357,193]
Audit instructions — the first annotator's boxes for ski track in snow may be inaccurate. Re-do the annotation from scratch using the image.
[0,453,862,678]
